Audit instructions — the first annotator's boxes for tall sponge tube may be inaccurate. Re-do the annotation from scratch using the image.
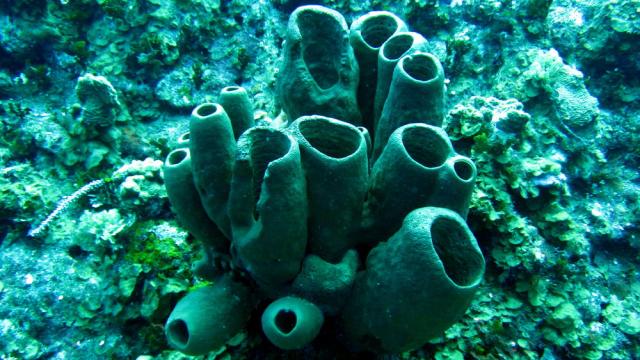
[163,147,228,251]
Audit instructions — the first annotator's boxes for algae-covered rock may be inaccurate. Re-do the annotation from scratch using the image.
[75,73,122,130]
[497,48,599,135]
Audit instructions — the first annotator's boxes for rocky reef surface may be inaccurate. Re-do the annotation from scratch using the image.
[0,0,638,359]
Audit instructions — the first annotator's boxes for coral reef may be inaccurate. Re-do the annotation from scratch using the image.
[0,0,639,359]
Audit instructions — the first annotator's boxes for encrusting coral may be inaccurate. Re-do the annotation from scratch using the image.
[162,5,485,355]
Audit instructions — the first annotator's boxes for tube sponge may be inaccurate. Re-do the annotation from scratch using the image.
[373,52,445,161]
[291,250,360,316]
[277,5,361,125]
[161,6,485,357]
[218,86,255,139]
[349,11,407,129]
[165,275,254,355]
[189,102,236,238]
[362,123,476,241]
[228,127,308,292]
[289,116,368,262]
[163,147,228,251]
[374,32,429,125]
[341,207,485,353]
[261,296,324,350]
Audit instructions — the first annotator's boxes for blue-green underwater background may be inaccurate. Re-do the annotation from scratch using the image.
[1,0,639,359]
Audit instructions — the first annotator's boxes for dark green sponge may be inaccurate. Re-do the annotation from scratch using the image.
[261,296,324,350]
[341,207,485,353]
[165,275,254,355]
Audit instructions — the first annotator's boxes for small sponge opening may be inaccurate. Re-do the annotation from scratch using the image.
[222,86,241,93]
[193,103,222,118]
[275,309,298,335]
[167,319,190,347]
[402,54,439,82]
[453,159,475,181]
[298,11,342,90]
[382,33,414,60]
[361,15,398,48]
[178,132,190,143]
[167,149,188,166]
[298,118,361,158]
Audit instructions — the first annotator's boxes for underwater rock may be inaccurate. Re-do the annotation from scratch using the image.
[75,73,122,131]
[496,48,599,136]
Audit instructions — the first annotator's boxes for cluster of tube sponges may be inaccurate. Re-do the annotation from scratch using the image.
[162,5,485,355]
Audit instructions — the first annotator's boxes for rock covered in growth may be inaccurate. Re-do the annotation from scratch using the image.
[496,49,599,135]
[68,73,131,169]
[161,5,485,355]
[75,73,122,130]
[549,0,640,95]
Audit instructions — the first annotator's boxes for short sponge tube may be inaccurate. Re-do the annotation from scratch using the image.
[431,155,477,219]
[176,131,191,148]
[218,86,255,140]
[361,123,453,241]
[261,296,324,350]
[291,250,360,316]
[165,275,254,355]
[341,207,485,352]
[374,32,428,126]
[228,127,308,292]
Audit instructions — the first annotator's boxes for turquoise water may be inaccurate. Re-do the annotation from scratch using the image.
[0,1,638,359]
